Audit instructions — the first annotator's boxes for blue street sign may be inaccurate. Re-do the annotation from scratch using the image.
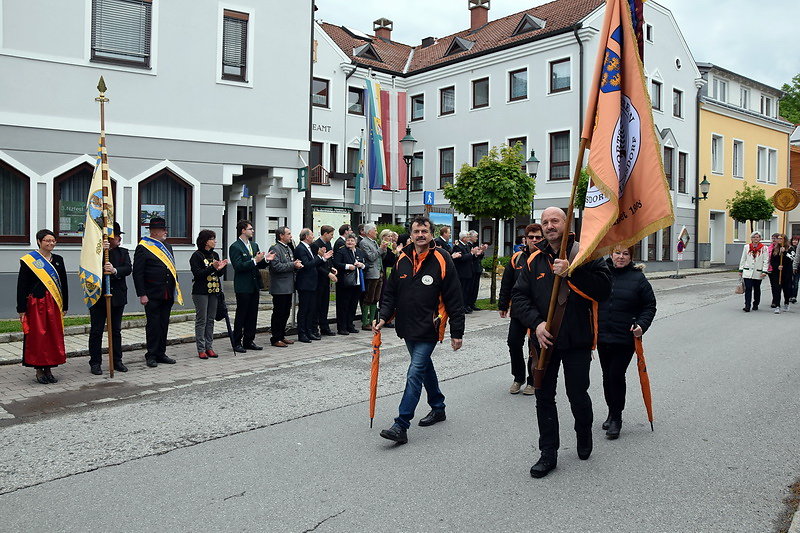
[424,191,435,205]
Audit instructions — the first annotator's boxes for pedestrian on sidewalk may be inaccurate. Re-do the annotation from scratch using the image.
[333,233,365,335]
[511,207,611,478]
[597,245,656,440]
[17,229,68,384]
[767,233,793,313]
[311,225,338,337]
[88,222,131,374]
[738,231,769,312]
[191,229,229,359]
[358,223,386,331]
[269,227,303,347]
[133,217,183,368]
[230,220,273,353]
[498,224,543,396]
[375,216,465,445]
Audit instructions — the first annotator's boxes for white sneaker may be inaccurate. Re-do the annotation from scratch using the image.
[774,307,781,314]
[783,304,789,312]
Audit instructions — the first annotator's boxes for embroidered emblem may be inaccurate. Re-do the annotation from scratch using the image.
[421,275,433,285]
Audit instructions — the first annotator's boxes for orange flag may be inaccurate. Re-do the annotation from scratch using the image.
[569,0,673,273]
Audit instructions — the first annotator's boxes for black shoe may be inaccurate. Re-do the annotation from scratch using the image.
[464,308,473,314]
[113,362,128,373]
[337,330,350,335]
[43,369,58,384]
[310,334,322,341]
[418,409,446,427]
[606,419,622,440]
[36,374,50,385]
[770,303,777,308]
[743,307,750,312]
[601,414,612,430]
[298,336,312,343]
[471,305,481,311]
[752,305,759,311]
[379,424,408,444]
[243,343,263,351]
[155,355,176,364]
[530,454,557,478]
[233,345,247,353]
[90,365,102,375]
[146,358,158,368]
[321,330,336,336]
[577,433,593,460]
[347,327,359,334]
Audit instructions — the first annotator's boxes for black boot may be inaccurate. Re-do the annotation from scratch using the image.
[606,418,622,440]
[530,454,557,478]
[577,432,592,460]
[601,413,612,430]
[380,424,408,444]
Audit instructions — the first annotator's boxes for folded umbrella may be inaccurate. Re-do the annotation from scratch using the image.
[634,336,654,431]
[369,330,382,428]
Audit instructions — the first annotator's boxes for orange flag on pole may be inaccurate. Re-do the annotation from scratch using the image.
[569,0,673,273]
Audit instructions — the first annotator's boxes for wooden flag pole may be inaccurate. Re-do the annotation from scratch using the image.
[95,77,114,379]
[533,137,589,388]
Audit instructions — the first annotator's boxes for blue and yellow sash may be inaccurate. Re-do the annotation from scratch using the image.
[139,237,184,305]
[21,251,64,311]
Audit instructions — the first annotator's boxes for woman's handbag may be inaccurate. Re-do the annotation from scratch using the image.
[734,280,744,295]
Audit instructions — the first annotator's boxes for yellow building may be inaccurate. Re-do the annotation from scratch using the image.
[697,63,794,266]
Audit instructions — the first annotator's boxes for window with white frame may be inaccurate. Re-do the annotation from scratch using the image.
[757,146,778,184]
[549,131,570,180]
[645,24,653,42]
[740,87,750,109]
[91,0,153,68]
[733,140,744,178]
[439,148,454,188]
[663,146,674,190]
[712,78,728,102]
[509,68,527,101]
[760,95,773,117]
[411,94,424,120]
[139,169,193,244]
[439,86,455,116]
[472,78,489,108]
[222,10,249,81]
[672,88,683,118]
[733,220,746,242]
[348,87,365,115]
[411,152,423,191]
[549,59,571,93]
[678,152,688,193]
[0,160,31,243]
[312,78,329,107]
[471,143,489,166]
[651,80,662,111]
[711,135,723,174]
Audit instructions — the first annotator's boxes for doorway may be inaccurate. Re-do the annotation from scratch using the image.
[709,211,726,263]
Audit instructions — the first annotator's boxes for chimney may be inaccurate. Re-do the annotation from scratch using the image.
[469,0,489,31]
[373,18,393,41]
[421,36,436,48]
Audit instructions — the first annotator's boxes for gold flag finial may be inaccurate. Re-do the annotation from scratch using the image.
[97,76,107,94]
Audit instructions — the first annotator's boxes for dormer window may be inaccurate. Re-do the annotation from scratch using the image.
[353,43,382,62]
[513,13,545,36]
[444,36,475,57]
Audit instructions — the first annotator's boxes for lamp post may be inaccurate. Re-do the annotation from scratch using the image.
[525,149,540,219]
[400,126,417,230]
[692,175,711,203]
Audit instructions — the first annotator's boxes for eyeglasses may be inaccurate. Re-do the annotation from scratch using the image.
[527,235,543,240]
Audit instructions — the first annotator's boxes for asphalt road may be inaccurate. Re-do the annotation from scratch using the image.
[0,272,798,532]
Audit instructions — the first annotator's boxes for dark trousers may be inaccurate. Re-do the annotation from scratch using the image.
[534,347,592,456]
[88,302,125,367]
[507,316,533,385]
[742,278,762,309]
[233,290,260,346]
[270,293,292,344]
[459,276,473,312]
[144,298,174,361]
[768,271,792,306]
[296,289,317,338]
[470,271,481,306]
[597,341,635,418]
[315,279,333,333]
[336,285,359,332]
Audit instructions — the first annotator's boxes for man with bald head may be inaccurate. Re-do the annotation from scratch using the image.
[512,207,611,478]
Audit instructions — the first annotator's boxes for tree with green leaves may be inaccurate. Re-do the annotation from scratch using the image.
[779,73,800,125]
[726,183,774,232]
[573,167,591,210]
[443,143,535,303]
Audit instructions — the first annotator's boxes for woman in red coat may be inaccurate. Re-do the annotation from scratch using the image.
[17,229,68,384]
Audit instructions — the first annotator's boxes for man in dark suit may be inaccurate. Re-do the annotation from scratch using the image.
[333,224,351,252]
[451,230,474,314]
[311,225,338,336]
[295,228,332,342]
[434,225,452,253]
[133,217,182,368]
[469,230,487,310]
[88,222,132,375]
[229,219,274,353]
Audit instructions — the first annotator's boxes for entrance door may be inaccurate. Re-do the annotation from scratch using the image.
[310,142,323,169]
[709,212,725,263]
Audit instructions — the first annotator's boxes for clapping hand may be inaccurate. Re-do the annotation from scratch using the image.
[265,251,276,261]
[255,251,265,262]
[452,252,462,259]
[293,259,304,269]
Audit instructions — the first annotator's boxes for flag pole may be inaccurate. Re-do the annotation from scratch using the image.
[95,77,114,379]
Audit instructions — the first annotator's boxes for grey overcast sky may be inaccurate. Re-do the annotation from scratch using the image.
[314,0,799,90]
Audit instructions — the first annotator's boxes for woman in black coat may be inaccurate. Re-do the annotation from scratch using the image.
[597,245,656,440]
[332,233,365,335]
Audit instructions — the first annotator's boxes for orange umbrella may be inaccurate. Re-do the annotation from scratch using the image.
[369,330,382,428]
[634,336,654,431]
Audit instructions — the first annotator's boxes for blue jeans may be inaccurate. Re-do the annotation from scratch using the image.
[395,340,445,429]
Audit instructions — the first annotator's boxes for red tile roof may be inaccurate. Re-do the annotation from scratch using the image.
[318,0,604,75]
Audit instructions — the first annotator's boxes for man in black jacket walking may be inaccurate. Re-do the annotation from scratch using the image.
[512,207,611,478]
[88,222,132,375]
[374,216,465,444]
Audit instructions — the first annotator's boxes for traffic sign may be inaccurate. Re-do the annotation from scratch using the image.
[423,191,435,205]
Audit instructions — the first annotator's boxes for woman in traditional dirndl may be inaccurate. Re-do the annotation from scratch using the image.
[16,229,68,384]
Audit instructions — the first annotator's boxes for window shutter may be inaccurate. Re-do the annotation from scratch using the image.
[91,0,152,68]
[222,10,248,81]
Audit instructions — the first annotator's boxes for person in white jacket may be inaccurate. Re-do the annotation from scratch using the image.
[739,231,770,312]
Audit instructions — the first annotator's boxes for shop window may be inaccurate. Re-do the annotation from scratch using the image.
[54,163,117,243]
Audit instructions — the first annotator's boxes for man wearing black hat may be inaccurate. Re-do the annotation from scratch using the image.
[88,222,132,375]
[133,217,183,367]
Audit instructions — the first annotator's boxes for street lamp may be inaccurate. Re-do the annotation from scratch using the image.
[692,175,711,203]
[526,149,540,218]
[400,126,417,230]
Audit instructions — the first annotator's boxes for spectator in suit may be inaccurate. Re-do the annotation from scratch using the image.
[334,224,351,252]
[333,233,365,334]
[88,222,132,375]
[358,223,387,330]
[469,230,487,310]
[191,229,229,359]
[229,220,273,353]
[269,227,303,347]
[312,225,338,336]
[434,225,452,253]
[295,228,331,343]
[451,231,474,314]
[133,217,182,368]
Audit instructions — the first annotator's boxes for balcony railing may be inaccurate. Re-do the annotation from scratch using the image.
[310,164,330,185]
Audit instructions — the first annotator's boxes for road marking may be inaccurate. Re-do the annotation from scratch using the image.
[0,405,14,419]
